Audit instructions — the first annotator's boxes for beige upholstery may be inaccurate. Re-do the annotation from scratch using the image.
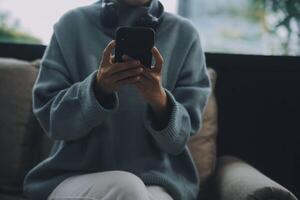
[0,58,40,194]
[188,68,218,186]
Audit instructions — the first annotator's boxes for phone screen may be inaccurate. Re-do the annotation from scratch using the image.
[115,27,155,68]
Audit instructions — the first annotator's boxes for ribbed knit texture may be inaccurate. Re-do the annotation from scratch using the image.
[23,2,211,200]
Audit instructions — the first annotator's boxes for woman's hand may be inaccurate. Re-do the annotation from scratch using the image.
[132,47,170,129]
[132,47,168,112]
[95,40,144,95]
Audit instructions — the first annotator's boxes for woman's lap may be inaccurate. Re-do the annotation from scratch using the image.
[47,170,174,200]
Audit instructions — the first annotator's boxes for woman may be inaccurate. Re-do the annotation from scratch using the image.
[23,0,211,200]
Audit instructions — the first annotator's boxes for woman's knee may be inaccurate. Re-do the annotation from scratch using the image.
[48,171,150,200]
[107,171,150,200]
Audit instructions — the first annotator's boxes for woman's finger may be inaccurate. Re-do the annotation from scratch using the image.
[110,55,116,64]
[102,40,116,65]
[151,47,164,73]
[115,75,141,88]
[136,74,151,87]
[122,54,134,61]
[110,67,143,83]
[142,69,157,83]
[108,60,141,76]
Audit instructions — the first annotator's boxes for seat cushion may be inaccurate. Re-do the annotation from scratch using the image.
[0,58,41,194]
[188,68,218,186]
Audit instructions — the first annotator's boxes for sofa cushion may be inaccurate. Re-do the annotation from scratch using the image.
[214,156,298,200]
[188,68,218,186]
[0,58,41,194]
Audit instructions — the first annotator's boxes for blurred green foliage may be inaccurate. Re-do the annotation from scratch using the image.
[0,10,41,44]
[268,0,300,29]
[250,0,300,54]
[250,0,300,31]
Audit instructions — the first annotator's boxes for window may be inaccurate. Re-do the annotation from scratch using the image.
[0,0,177,45]
[1,0,299,56]
[179,0,300,56]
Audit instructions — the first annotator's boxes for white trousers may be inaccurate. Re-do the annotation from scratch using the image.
[47,170,174,200]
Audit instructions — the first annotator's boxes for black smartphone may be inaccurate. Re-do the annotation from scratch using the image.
[115,27,155,68]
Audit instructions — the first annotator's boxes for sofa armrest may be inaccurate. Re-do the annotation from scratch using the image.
[213,156,298,200]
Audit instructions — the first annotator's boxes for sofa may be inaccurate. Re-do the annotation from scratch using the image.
[0,44,298,200]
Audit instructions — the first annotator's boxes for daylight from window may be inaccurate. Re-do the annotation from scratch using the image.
[0,0,299,56]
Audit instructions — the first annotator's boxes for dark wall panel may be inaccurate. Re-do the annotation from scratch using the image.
[206,53,300,198]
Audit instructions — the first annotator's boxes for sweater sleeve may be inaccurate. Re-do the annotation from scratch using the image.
[143,34,211,155]
[32,33,119,141]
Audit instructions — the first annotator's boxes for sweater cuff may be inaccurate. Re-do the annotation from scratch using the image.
[143,88,190,154]
[79,70,119,128]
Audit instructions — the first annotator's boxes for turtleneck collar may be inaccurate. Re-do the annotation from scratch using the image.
[100,0,164,38]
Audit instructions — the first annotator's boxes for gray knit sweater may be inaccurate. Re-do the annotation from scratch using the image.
[23,2,211,200]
